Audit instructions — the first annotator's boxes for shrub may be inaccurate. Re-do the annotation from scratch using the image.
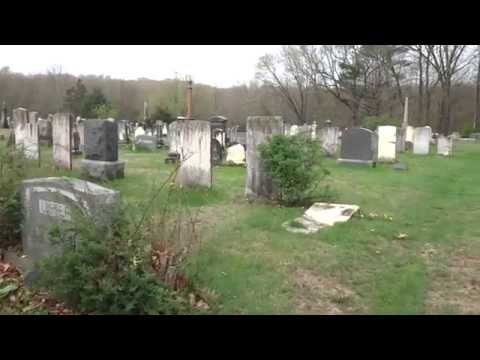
[364,114,401,131]
[461,125,474,138]
[0,145,27,250]
[259,134,329,206]
[35,170,201,315]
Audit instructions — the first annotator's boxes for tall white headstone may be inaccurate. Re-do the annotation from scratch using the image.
[377,126,397,162]
[413,126,431,155]
[176,120,212,188]
[437,135,453,156]
[52,113,72,170]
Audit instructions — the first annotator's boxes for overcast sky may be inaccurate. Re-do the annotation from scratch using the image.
[0,45,282,88]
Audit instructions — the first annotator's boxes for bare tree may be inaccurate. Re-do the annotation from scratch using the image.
[420,46,473,134]
[256,46,310,124]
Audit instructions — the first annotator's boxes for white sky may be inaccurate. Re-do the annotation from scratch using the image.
[0,45,282,88]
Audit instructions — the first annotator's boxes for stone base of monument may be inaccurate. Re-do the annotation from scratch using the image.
[81,159,125,181]
[337,158,376,167]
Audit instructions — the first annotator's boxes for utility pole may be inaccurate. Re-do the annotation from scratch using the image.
[186,75,193,120]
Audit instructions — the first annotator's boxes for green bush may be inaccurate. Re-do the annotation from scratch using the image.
[36,206,190,315]
[364,114,401,131]
[259,134,329,206]
[461,125,475,138]
[0,145,27,249]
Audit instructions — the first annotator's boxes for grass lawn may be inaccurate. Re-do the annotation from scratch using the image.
[3,140,480,314]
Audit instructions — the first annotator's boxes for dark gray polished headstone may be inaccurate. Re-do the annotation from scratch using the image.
[338,127,377,166]
[84,120,118,161]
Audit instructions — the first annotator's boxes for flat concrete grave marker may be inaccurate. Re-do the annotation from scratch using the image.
[135,135,157,151]
[175,120,212,188]
[337,127,378,166]
[377,125,397,162]
[245,116,284,200]
[283,203,359,234]
[413,126,431,155]
[52,113,72,170]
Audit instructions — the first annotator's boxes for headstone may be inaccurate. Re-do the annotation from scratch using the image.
[226,144,246,165]
[470,132,480,140]
[77,120,85,153]
[337,127,378,166]
[396,126,406,153]
[118,120,128,143]
[290,124,299,136]
[283,203,359,234]
[81,120,125,181]
[377,125,397,162]
[318,126,341,157]
[52,113,73,170]
[1,101,8,129]
[311,121,317,139]
[405,125,414,143]
[450,132,461,140]
[175,120,212,188]
[135,135,157,151]
[38,118,52,146]
[135,126,145,138]
[168,121,179,153]
[437,135,453,156]
[24,111,40,160]
[13,107,28,151]
[413,126,431,155]
[245,116,284,200]
[392,162,408,171]
[21,177,120,265]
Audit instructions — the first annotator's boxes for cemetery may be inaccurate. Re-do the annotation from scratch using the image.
[1,45,480,315]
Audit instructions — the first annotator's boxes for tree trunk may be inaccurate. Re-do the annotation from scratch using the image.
[439,84,451,135]
[425,59,431,126]
[418,50,424,125]
[475,46,480,130]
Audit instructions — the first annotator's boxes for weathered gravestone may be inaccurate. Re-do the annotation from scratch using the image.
[226,143,246,165]
[76,119,85,153]
[118,120,128,143]
[38,118,52,146]
[24,111,40,160]
[167,121,179,153]
[175,120,212,188]
[13,107,28,151]
[21,177,120,267]
[245,116,284,200]
[396,127,406,153]
[405,125,414,143]
[337,127,378,166]
[81,120,125,181]
[135,135,157,151]
[377,125,397,162]
[413,126,431,155]
[318,126,341,157]
[134,126,146,139]
[52,113,72,170]
[437,135,453,156]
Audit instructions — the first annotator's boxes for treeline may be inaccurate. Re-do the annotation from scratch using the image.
[1,45,479,135]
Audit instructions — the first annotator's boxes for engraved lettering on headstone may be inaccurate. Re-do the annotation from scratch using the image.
[38,199,71,220]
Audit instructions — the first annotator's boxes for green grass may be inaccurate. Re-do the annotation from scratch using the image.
[3,139,480,314]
